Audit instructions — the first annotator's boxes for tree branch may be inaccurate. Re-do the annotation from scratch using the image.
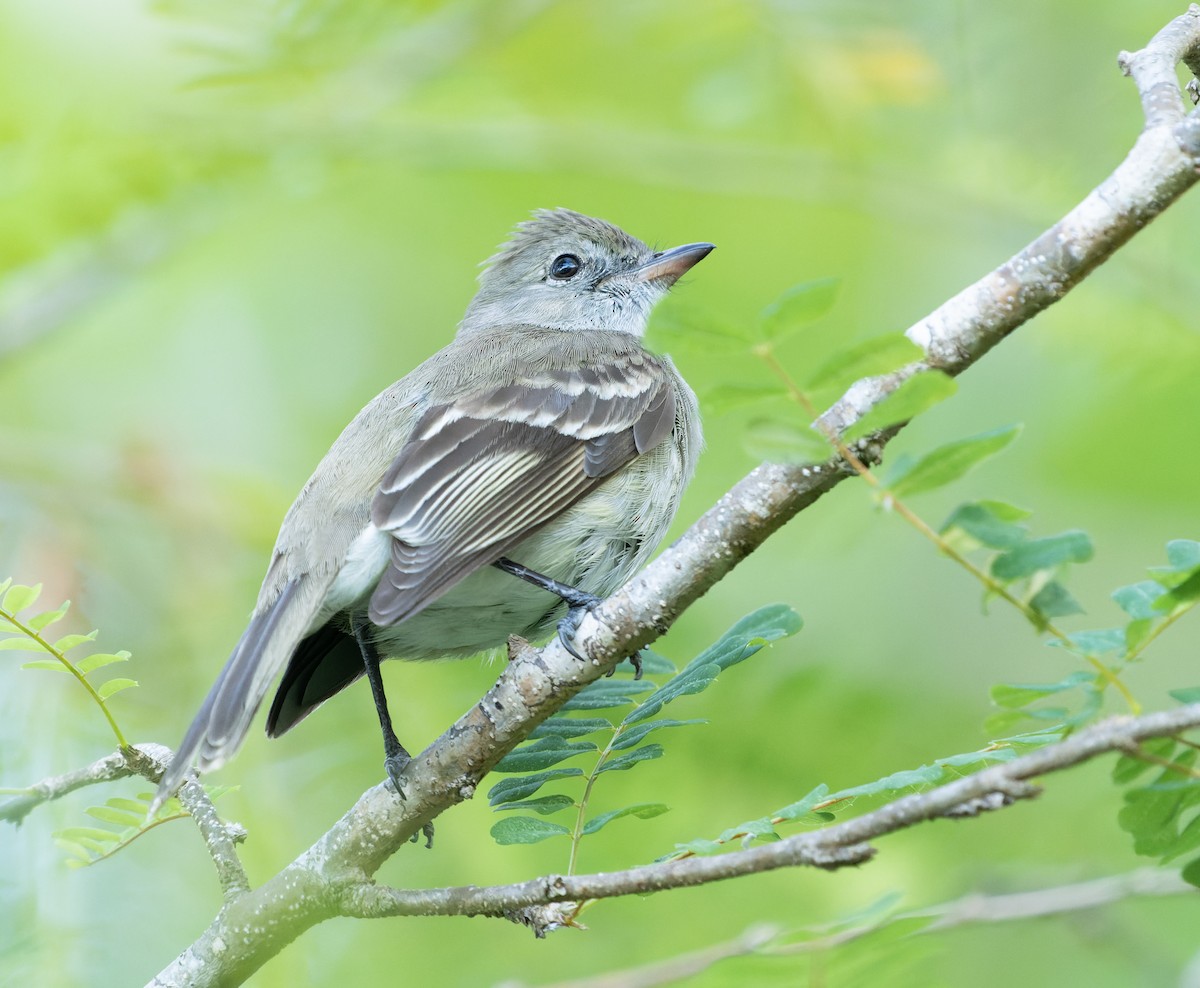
[149,9,1200,985]
[529,869,1193,988]
[333,705,1200,926]
[0,744,248,898]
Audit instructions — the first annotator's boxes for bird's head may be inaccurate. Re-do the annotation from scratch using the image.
[460,208,713,337]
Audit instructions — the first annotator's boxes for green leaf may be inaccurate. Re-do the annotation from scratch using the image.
[1113,581,1166,620]
[803,333,923,395]
[940,500,1030,549]
[27,602,70,632]
[106,797,151,815]
[0,578,10,598]
[935,748,1016,771]
[844,371,958,443]
[528,717,613,740]
[492,794,576,816]
[718,604,805,650]
[85,805,144,828]
[1113,738,1176,784]
[1163,811,1200,863]
[2,583,42,615]
[20,659,68,672]
[1169,688,1200,705]
[991,530,1094,581]
[54,826,121,845]
[97,678,138,700]
[775,784,831,821]
[1182,857,1200,889]
[759,277,839,341]
[667,838,726,858]
[1156,570,1200,609]
[54,839,93,863]
[743,417,831,465]
[1166,540,1200,571]
[883,423,1019,497]
[626,605,802,725]
[77,651,131,674]
[1,636,39,652]
[1123,618,1152,655]
[560,678,655,712]
[490,816,570,845]
[990,671,1096,710]
[1119,786,1196,857]
[724,816,781,847]
[1048,628,1125,657]
[1029,580,1084,621]
[582,802,669,836]
[610,718,706,751]
[702,383,787,415]
[623,666,720,725]
[597,744,665,774]
[647,303,753,352]
[493,737,597,773]
[487,768,583,806]
[52,632,98,653]
[827,763,944,801]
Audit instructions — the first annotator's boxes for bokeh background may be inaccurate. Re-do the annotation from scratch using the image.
[3,2,1199,985]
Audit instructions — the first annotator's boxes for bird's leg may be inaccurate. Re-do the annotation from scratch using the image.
[492,557,643,679]
[351,617,434,847]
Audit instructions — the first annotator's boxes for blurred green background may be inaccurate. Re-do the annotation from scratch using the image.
[3,1,1199,985]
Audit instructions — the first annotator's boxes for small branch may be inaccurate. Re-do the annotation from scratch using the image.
[334,706,1200,923]
[0,743,248,896]
[918,867,1195,931]
[126,746,251,898]
[530,869,1192,988]
[0,748,135,824]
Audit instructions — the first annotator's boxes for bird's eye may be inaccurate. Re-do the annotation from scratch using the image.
[549,254,582,280]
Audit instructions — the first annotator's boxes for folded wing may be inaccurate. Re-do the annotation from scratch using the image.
[369,354,676,626]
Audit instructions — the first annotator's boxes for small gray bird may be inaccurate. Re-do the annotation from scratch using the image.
[154,208,712,810]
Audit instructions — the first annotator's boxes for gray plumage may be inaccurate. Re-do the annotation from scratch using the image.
[155,208,710,807]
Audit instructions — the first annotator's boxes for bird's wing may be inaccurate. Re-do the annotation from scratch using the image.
[368,352,677,626]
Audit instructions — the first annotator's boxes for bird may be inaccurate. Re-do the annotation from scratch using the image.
[153,208,712,812]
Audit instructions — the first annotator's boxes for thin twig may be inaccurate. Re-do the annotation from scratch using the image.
[525,869,1192,988]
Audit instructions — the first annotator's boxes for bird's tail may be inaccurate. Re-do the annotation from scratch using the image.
[151,577,320,812]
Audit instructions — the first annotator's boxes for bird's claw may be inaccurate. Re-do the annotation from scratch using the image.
[383,749,436,849]
[556,592,603,661]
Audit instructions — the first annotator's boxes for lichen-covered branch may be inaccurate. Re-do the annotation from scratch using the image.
[1,744,247,898]
[149,10,1200,986]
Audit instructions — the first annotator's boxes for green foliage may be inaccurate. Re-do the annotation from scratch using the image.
[742,418,832,464]
[0,579,135,747]
[485,605,803,866]
[54,787,234,868]
[844,371,957,442]
[1115,743,1200,886]
[665,744,1027,860]
[938,502,1093,632]
[883,427,1021,498]
[758,278,840,342]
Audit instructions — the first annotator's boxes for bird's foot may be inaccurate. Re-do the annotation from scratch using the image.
[382,742,435,848]
[556,592,604,661]
[384,746,411,800]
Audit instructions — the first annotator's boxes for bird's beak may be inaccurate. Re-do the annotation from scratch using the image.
[626,242,715,288]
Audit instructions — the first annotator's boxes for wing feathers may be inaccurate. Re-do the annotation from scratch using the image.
[365,351,677,629]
